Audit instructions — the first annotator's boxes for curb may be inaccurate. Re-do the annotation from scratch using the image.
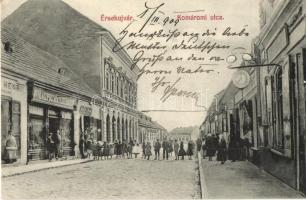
[2,159,94,178]
[198,152,209,199]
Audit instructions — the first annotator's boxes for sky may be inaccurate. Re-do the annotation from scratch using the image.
[1,0,261,131]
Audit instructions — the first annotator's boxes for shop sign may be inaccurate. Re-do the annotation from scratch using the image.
[1,77,25,96]
[32,87,76,109]
[79,105,92,116]
[232,70,250,89]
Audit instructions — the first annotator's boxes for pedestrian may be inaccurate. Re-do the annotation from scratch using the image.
[117,141,123,159]
[162,139,169,160]
[109,143,114,159]
[114,140,119,158]
[46,133,55,161]
[122,140,128,159]
[133,143,141,158]
[178,141,186,160]
[169,140,173,157]
[217,135,227,164]
[92,140,98,160]
[205,134,215,161]
[102,141,109,160]
[127,140,133,159]
[86,139,93,159]
[202,138,206,159]
[79,132,86,159]
[142,142,146,159]
[196,137,202,153]
[174,139,179,160]
[145,142,152,160]
[97,141,103,160]
[54,130,62,160]
[186,140,194,160]
[4,130,18,163]
[154,139,161,160]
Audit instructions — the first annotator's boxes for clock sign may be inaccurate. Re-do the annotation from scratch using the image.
[232,70,250,89]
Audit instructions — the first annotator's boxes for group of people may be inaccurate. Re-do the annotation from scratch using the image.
[149,139,195,161]
[78,136,196,161]
[197,133,251,164]
[46,130,63,161]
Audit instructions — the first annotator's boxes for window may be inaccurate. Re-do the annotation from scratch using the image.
[106,72,109,91]
[116,76,119,95]
[272,68,284,149]
[111,73,114,93]
[120,79,124,98]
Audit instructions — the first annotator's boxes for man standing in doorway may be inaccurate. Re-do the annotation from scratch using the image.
[54,130,62,160]
[154,139,161,160]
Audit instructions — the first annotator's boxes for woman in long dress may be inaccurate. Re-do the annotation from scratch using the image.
[186,140,194,160]
[178,141,186,160]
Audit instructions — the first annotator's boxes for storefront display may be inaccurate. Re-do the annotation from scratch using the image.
[28,87,76,160]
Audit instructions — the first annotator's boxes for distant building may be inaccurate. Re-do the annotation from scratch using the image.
[168,126,198,142]
[138,113,167,144]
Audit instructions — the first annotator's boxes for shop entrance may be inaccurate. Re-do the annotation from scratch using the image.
[49,117,60,136]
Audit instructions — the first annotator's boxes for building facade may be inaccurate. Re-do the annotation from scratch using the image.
[1,27,100,163]
[254,0,306,193]
[200,0,306,194]
[1,0,141,164]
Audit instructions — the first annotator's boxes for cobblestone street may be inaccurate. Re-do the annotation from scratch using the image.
[2,159,197,199]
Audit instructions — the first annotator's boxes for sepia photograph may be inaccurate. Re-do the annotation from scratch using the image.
[1,0,306,199]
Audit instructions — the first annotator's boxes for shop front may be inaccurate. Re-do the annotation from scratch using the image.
[78,101,102,141]
[28,86,76,161]
[1,74,27,164]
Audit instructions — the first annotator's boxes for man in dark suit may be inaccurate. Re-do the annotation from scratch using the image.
[154,139,161,160]
[162,139,169,160]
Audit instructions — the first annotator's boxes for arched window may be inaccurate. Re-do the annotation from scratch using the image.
[106,72,109,91]
[116,76,119,95]
[120,78,124,98]
[111,73,114,93]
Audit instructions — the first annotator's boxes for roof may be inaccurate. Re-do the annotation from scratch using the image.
[138,113,166,130]
[2,0,107,93]
[1,27,97,98]
[169,126,198,135]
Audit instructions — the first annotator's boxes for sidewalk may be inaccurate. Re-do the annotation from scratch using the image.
[200,157,304,199]
[2,158,93,178]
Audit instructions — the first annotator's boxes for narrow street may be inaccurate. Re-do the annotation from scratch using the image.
[2,159,197,199]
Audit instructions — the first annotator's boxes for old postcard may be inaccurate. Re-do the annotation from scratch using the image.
[1,0,306,199]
